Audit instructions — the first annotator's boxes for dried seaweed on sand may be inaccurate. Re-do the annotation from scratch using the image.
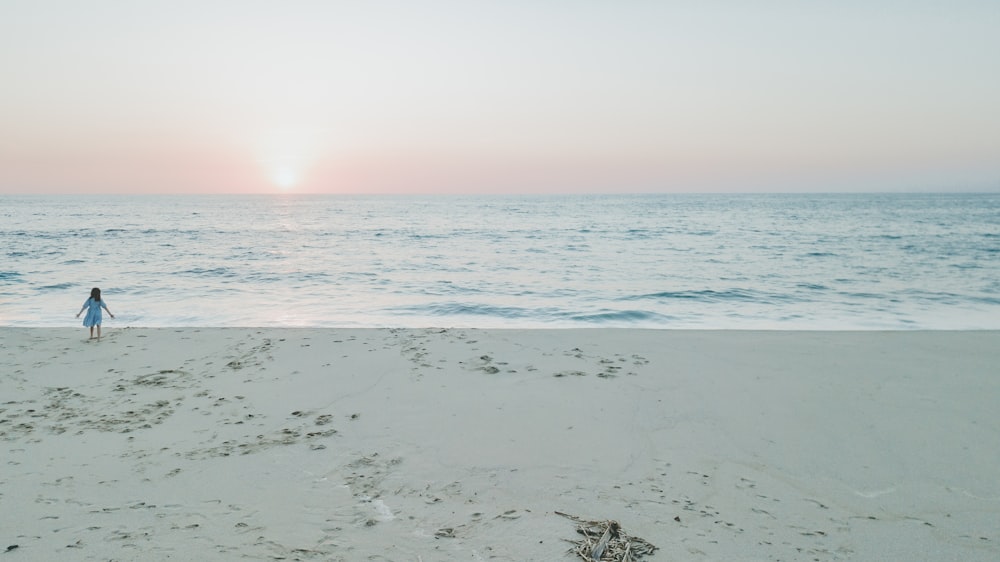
[557,511,657,561]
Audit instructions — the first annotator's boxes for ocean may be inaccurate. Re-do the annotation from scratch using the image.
[2,193,998,329]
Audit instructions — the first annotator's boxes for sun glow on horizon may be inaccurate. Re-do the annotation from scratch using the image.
[258,129,319,192]
[272,167,298,190]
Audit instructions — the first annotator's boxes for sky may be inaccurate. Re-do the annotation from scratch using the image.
[1,1,998,194]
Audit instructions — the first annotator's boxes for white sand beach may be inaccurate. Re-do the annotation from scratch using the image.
[2,328,998,561]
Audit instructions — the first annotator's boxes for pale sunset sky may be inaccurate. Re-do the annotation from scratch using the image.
[1,1,998,194]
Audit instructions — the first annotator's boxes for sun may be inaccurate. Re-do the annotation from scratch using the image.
[257,130,315,191]
[272,167,298,190]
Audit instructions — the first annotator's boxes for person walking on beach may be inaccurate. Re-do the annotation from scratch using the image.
[76,287,114,340]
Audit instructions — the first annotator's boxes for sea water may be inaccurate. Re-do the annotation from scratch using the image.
[2,193,998,329]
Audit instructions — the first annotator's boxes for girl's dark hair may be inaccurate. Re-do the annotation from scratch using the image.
[90,287,101,302]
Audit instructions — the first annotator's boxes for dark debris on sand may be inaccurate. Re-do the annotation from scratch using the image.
[557,512,657,561]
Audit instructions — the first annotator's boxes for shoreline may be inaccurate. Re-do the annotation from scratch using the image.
[3,328,998,560]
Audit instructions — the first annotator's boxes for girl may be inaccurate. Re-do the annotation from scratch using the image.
[76,287,114,340]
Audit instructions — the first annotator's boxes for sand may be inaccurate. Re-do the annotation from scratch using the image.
[1,328,998,561]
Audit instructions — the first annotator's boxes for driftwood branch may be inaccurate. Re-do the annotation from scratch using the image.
[591,523,614,560]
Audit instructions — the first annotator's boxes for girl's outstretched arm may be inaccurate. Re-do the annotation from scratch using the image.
[103,302,114,319]
[76,301,88,318]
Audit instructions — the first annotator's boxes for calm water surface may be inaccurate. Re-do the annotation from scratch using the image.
[2,193,998,329]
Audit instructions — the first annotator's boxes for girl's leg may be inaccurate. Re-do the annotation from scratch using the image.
[88,326,94,339]
[97,325,101,339]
